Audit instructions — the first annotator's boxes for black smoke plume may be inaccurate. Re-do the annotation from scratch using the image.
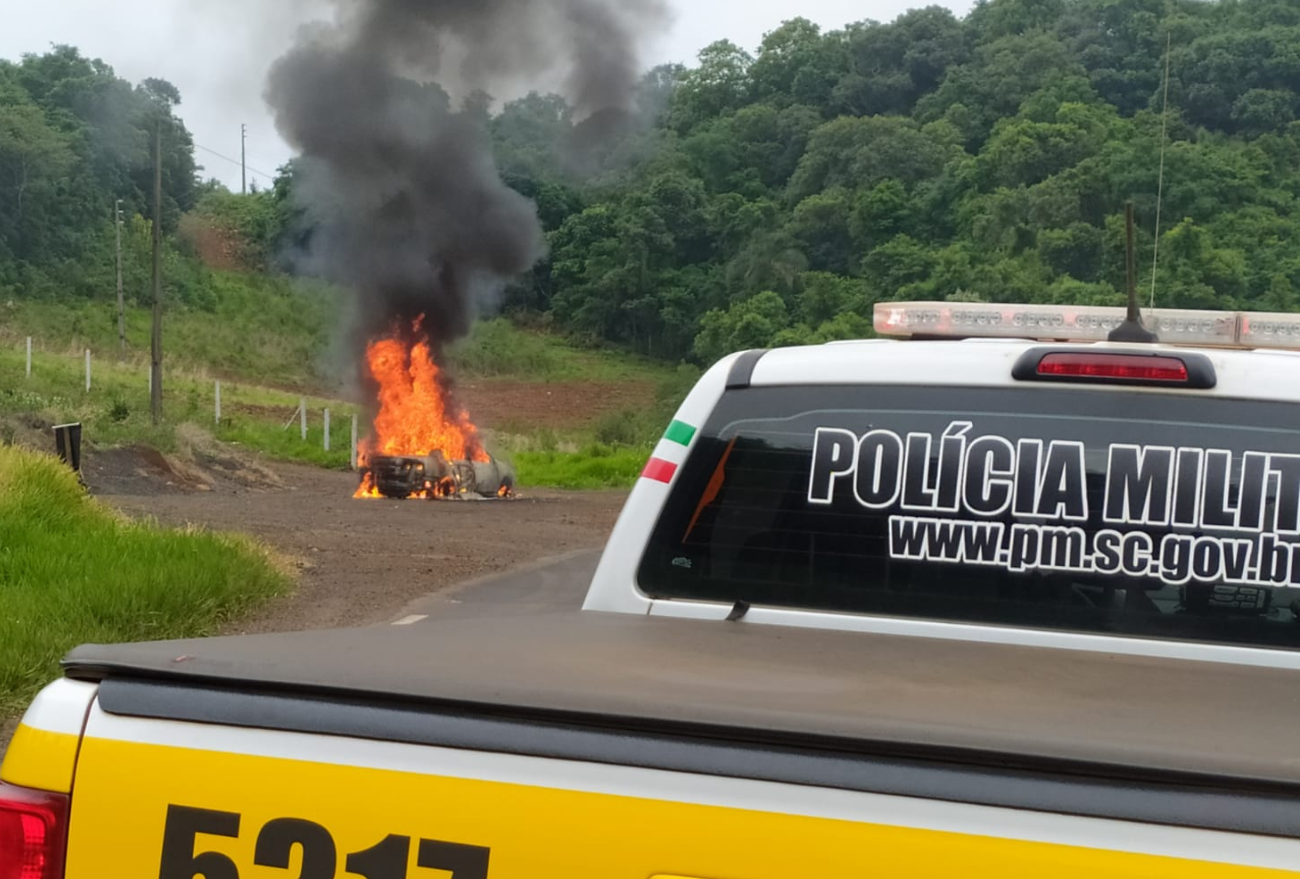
[264,0,668,350]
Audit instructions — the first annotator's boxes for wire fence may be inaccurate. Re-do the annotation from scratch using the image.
[17,335,361,470]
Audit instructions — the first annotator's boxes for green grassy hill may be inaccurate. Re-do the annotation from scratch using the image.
[1,271,345,392]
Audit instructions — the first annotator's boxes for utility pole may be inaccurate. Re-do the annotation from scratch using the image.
[241,123,247,195]
[150,119,163,424]
[115,199,125,356]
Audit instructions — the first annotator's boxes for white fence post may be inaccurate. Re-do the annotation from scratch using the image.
[215,381,222,425]
[300,398,307,441]
[323,409,331,452]
[26,337,32,379]
[85,350,91,392]
[351,415,359,470]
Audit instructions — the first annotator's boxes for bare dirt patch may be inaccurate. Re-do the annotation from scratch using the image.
[228,401,303,421]
[180,215,248,272]
[82,438,282,497]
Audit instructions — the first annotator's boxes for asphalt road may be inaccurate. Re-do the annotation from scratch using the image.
[386,547,604,625]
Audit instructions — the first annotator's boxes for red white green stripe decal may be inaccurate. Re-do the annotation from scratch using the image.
[663,419,697,447]
[642,457,678,483]
[641,420,698,483]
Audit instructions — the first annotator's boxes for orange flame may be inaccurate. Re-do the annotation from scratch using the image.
[353,316,487,500]
[354,472,379,500]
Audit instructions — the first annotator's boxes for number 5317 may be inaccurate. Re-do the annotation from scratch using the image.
[159,805,491,879]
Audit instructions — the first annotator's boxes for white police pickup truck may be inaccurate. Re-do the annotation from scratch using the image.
[7,300,1300,878]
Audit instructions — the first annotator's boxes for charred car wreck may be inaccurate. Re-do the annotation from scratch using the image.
[359,452,516,500]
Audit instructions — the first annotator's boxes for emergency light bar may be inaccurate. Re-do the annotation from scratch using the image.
[873,302,1300,350]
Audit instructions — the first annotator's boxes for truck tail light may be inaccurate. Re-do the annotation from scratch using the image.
[1037,352,1189,382]
[0,783,68,879]
[1012,349,1217,389]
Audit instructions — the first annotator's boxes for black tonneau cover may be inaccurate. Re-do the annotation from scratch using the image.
[63,610,1300,788]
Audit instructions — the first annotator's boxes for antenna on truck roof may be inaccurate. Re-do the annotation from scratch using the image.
[1109,202,1160,343]
[1150,30,1174,311]
[1109,30,1174,345]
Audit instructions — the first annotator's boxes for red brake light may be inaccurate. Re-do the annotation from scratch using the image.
[1036,352,1189,383]
[0,783,68,879]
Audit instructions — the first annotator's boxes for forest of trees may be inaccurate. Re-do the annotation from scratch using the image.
[0,46,212,307]
[6,0,1300,366]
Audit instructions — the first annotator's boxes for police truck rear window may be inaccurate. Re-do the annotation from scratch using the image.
[639,386,1300,650]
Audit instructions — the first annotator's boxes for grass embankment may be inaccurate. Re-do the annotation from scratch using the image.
[1,272,345,389]
[0,445,290,716]
[448,318,677,382]
[509,447,651,490]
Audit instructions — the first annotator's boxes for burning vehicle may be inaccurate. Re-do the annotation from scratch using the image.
[353,316,515,501]
[358,452,515,500]
[259,0,666,507]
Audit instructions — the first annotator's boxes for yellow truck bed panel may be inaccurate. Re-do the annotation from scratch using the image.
[66,706,1300,878]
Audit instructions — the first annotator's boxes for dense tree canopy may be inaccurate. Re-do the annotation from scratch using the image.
[9,0,1300,367]
[0,46,199,304]
[485,0,1300,363]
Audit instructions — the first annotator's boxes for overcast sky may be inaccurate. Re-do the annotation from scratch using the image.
[0,0,976,190]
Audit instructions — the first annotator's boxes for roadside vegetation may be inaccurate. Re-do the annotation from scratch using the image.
[509,447,650,490]
[0,444,290,716]
[2,273,345,391]
[0,336,364,470]
[2,307,691,487]
[448,317,681,383]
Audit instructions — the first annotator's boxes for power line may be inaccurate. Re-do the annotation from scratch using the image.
[195,142,274,180]
[193,142,276,182]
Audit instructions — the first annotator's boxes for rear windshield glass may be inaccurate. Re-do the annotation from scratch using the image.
[638,385,1300,651]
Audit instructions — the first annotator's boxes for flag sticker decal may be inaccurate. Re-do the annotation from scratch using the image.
[664,420,697,447]
[642,457,679,484]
